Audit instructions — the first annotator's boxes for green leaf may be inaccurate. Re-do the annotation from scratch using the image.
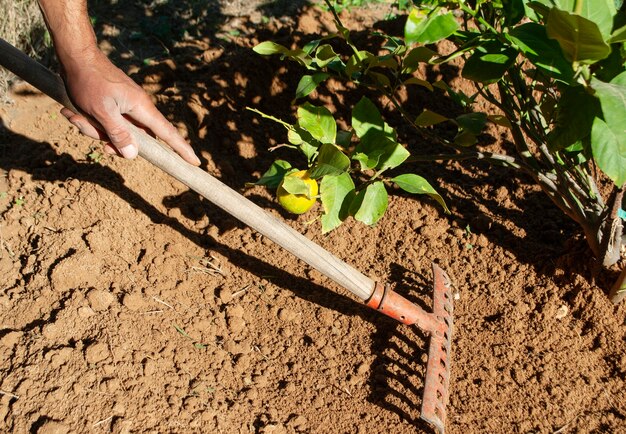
[287,127,320,162]
[356,131,410,171]
[345,52,362,78]
[253,41,289,55]
[369,54,398,70]
[455,112,488,135]
[309,143,351,178]
[575,0,615,39]
[462,40,518,83]
[590,72,626,185]
[377,140,410,171]
[402,46,436,73]
[368,71,391,88]
[281,176,312,197]
[403,77,434,91]
[352,97,395,140]
[391,173,450,214]
[454,130,478,147]
[320,173,355,233]
[526,1,551,21]
[415,109,449,126]
[255,160,292,188]
[315,44,339,67]
[502,0,526,27]
[405,9,460,45]
[593,71,626,126]
[591,118,626,186]
[287,127,308,145]
[546,8,611,63]
[508,22,574,83]
[547,85,601,150]
[253,42,313,68]
[294,73,330,100]
[595,46,626,82]
[303,35,338,55]
[351,181,388,226]
[609,23,626,44]
[433,80,475,107]
[352,152,381,171]
[336,130,353,148]
[297,103,337,144]
[488,114,512,128]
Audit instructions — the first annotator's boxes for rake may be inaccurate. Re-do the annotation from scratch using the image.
[0,37,453,433]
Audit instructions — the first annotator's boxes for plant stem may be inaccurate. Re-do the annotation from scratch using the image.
[408,151,522,168]
[598,186,624,268]
[609,266,626,304]
[458,1,499,34]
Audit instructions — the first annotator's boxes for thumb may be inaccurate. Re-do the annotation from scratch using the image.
[96,110,138,159]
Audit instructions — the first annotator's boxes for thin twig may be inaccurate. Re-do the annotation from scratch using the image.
[92,416,113,428]
[139,310,164,315]
[0,389,19,399]
[231,284,251,299]
[331,383,352,397]
[152,296,174,310]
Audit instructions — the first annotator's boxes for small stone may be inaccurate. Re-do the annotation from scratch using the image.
[77,306,96,318]
[35,420,70,434]
[50,347,73,368]
[289,415,307,430]
[356,362,369,376]
[0,331,23,348]
[277,308,296,322]
[218,287,232,304]
[85,342,110,364]
[227,304,245,318]
[228,317,246,334]
[476,234,489,248]
[112,419,133,434]
[555,305,569,319]
[122,292,148,311]
[86,289,116,311]
[320,346,336,358]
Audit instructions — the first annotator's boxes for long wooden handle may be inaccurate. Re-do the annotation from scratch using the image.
[0,37,375,301]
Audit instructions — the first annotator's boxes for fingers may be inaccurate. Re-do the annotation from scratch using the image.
[62,94,200,166]
[91,102,139,159]
[63,103,138,159]
[127,98,201,166]
[61,108,107,141]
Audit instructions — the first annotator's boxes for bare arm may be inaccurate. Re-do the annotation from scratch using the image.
[37,0,200,165]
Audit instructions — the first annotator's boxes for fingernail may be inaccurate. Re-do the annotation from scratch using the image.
[72,121,84,132]
[191,154,201,166]
[119,144,138,159]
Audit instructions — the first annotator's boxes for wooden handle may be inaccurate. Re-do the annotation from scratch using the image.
[0,37,375,301]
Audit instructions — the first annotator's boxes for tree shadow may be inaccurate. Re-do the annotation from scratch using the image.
[0,115,448,431]
[2,2,598,430]
[74,0,584,278]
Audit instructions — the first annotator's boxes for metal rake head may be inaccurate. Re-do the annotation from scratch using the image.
[365,263,454,433]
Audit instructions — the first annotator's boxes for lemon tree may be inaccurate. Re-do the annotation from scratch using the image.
[249,99,448,233]
[252,0,626,302]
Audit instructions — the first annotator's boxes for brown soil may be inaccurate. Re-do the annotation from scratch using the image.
[1,3,625,434]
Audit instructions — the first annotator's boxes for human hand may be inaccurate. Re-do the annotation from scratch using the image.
[60,51,200,166]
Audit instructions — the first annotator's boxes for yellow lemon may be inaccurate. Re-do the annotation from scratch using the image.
[277,170,318,214]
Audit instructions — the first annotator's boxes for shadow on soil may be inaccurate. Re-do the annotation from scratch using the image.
[0,0,594,430]
[82,0,582,274]
[0,122,435,432]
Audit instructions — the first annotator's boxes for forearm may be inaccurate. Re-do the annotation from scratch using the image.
[38,0,100,73]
